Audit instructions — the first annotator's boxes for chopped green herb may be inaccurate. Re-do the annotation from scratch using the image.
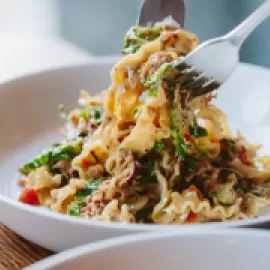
[236,182,250,193]
[79,110,89,119]
[221,138,236,149]
[172,130,188,159]
[169,105,177,130]
[79,106,103,125]
[192,138,209,160]
[122,43,141,55]
[220,138,236,162]
[153,141,165,153]
[135,207,154,222]
[135,26,161,39]
[142,160,157,184]
[145,63,173,97]
[152,194,171,220]
[19,143,82,175]
[169,104,188,160]
[265,177,270,183]
[216,180,236,205]
[236,183,262,197]
[190,123,208,138]
[133,108,138,116]
[183,157,196,176]
[135,151,158,184]
[75,177,108,201]
[68,201,85,216]
[122,26,161,55]
[195,148,208,160]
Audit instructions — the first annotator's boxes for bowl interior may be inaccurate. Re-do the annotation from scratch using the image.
[0,60,114,201]
[0,61,270,216]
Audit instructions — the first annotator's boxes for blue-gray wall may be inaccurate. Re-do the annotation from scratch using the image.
[57,0,270,67]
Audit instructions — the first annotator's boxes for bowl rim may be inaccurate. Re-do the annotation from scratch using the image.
[0,55,120,86]
[1,60,270,232]
[25,228,270,270]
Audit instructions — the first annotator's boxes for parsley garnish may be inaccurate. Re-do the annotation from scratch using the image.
[189,123,208,138]
[19,143,81,175]
[145,63,173,97]
[135,207,154,222]
[68,201,86,216]
[122,26,161,55]
[79,106,103,125]
[75,177,108,201]
[153,141,165,153]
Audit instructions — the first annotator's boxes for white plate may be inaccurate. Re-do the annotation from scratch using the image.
[0,57,270,251]
[25,229,270,270]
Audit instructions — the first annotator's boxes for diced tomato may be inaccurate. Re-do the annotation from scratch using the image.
[238,148,250,165]
[184,134,191,141]
[188,185,203,200]
[82,158,90,169]
[186,211,197,223]
[188,185,198,192]
[19,188,40,206]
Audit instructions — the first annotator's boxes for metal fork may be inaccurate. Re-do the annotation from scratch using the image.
[137,0,185,27]
[163,0,270,98]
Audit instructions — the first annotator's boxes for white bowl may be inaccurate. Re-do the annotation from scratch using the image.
[25,229,270,270]
[1,57,270,251]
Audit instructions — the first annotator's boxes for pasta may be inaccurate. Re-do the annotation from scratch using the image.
[17,20,270,224]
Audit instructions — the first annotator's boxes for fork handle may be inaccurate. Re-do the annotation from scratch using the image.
[225,0,270,47]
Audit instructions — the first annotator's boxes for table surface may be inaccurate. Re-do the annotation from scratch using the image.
[0,223,53,269]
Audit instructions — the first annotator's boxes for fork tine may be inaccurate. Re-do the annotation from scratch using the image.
[162,59,220,98]
[190,80,220,98]
[184,75,209,89]
[164,64,196,84]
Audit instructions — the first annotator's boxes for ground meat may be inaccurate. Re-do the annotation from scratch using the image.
[236,146,251,165]
[186,160,213,182]
[161,33,179,50]
[141,52,174,82]
[190,161,223,198]
[114,151,136,188]
[200,169,221,197]
[53,160,74,180]
[240,195,251,214]
[53,160,70,171]
[82,151,137,217]
[87,164,105,180]
[82,181,110,217]
[82,191,106,217]
[160,31,197,54]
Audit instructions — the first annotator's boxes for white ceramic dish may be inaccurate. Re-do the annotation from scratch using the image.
[25,229,270,270]
[1,57,270,251]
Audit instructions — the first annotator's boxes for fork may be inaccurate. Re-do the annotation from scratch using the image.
[163,0,270,98]
[137,0,185,27]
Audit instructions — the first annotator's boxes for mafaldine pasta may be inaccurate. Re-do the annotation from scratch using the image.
[18,20,270,224]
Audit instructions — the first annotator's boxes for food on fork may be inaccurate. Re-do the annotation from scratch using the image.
[18,20,270,224]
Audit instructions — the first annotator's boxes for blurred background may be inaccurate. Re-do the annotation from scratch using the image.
[0,0,270,67]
